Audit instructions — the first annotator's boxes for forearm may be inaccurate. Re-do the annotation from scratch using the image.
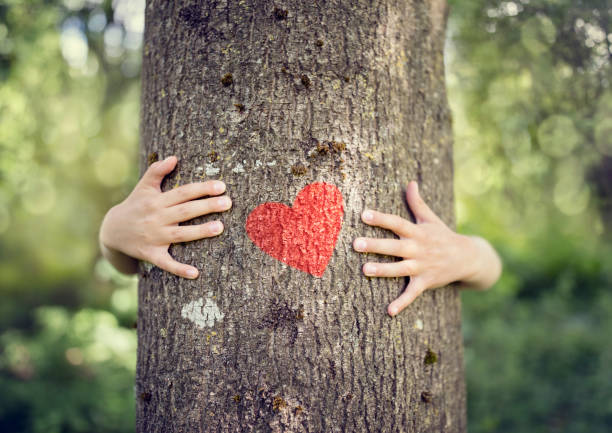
[99,209,139,275]
[99,242,139,275]
[459,235,502,290]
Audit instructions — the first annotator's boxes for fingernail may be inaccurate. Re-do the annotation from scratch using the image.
[218,196,232,207]
[213,181,226,193]
[354,238,367,251]
[163,156,174,163]
[388,305,398,316]
[212,221,223,233]
[186,268,198,278]
[362,210,374,222]
[363,263,376,275]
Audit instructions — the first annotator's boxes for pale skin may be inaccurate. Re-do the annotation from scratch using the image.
[353,181,502,317]
[99,156,232,279]
[100,157,501,316]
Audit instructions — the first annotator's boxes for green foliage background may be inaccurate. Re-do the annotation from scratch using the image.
[0,0,611,432]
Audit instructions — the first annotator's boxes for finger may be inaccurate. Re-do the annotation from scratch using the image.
[405,181,440,224]
[388,277,427,316]
[140,156,178,189]
[353,237,415,258]
[165,220,224,243]
[361,209,415,237]
[162,180,227,207]
[362,259,418,277]
[163,196,232,223]
[153,251,199,279]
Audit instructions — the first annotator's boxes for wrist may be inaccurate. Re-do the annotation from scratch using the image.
[458,235,501,290]
[99,206,118,252]
[99,205,139,275]
[100,241,139,275]
[455,234,481,285]
[453,234,488,288]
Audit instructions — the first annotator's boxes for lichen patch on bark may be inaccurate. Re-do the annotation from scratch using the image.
[181,293,224,329]
[414,318,424,330]
[232,162,246,173]
[205,163,220,176]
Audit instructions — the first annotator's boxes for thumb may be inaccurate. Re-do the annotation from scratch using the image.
[140,156,177,189]
[405,181,439,224]
[387,277,426,317]
[152,250,199,279]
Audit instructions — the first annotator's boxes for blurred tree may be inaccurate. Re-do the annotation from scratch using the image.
[137,0,464,431]
[0,1,142,432]
[448,0,611,238]
[447,1,612,432]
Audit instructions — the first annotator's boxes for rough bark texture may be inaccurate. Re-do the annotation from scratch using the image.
[137,0,465,432]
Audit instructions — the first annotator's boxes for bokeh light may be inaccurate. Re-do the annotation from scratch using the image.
[60,18,88,70]
[537,115,581,158]
[521,15,556,55]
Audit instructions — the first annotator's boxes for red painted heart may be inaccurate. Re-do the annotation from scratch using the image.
[246,182,344,277]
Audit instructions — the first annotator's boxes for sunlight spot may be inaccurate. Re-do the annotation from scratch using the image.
[88,9,107,33]
[500,2,519,17]
[113,0,145,35]
[104,24,124,58]
[63,0,85,10]
[60,19,88,70]
[584,23,606,45]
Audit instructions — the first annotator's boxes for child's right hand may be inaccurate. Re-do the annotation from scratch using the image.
[99,156,232,279]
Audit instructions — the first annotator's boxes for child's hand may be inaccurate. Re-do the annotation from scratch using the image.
[353,181,501,317]
[99,156,232,279]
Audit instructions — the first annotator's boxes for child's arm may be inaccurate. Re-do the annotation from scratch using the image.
[353,181,502,317]
[99,156,232,279]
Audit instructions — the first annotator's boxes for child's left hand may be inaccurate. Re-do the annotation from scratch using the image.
[354,181,500,317]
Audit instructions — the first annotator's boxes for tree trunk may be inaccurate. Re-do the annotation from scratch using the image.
[137,0,464,432]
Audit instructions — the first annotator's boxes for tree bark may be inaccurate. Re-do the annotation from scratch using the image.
[137,0,464,432]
